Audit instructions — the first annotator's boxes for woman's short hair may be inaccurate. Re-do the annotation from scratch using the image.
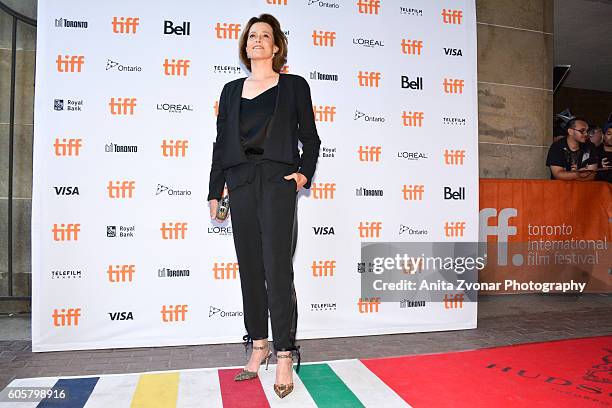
[239,14,288,73]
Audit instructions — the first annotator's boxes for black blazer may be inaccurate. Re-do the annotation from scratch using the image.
[207,73,321,201]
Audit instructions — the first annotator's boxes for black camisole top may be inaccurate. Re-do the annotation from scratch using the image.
[239,85,277,155]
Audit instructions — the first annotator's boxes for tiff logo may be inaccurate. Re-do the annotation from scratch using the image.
[312,30,336,47]
[215,23,241,39]
[54,138,82,156]
[312,182,336,199]
[402,111,424,127]
[52,223,81,241]
[358,146,381,162]
[444,149,466,165]
[443,78,465,94]
[213,262,239,279]
[107,264,136,282]
[267,0,288,4]
[357,0,380,14]
[358,71,381,87]
[402,184,425,200]
[313,105,336,122]
[160,305,188,322]
[401,39,423,55]
[444,221,466,238]
[312,260,337,277]
[52,308,81,326]
[358,221,382,238]
[357,297,380,313]
[161,139,189,157]
[163,58,191,76]
[442,9,463,24]
[109,97,137,115]
[160,222,188,239]
[56,55,84,73]
[444,293,464,309]
[107,181,136,199]
[112,17,140,34]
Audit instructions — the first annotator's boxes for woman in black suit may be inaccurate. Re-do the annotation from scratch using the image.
[207,13,321,398]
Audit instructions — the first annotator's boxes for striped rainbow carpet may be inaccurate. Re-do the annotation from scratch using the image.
[2,336,609,407]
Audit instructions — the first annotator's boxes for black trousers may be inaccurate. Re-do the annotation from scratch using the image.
[227,154,299,352]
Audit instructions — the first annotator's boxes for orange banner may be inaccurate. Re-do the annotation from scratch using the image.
[479,179,612,294]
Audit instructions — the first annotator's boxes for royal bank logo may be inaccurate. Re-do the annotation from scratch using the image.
[320,146,336,158]
[213,65,242,75]
[209,306,243,318]
[106,59,143,72]
[311,302,337,311]
[156,184,192,196]
[354,110,386,123]
[107,225,135,238]
[54,99,83,112]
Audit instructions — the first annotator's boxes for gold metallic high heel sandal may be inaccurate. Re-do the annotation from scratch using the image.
[274,348,301,398]
[234,342,272,381]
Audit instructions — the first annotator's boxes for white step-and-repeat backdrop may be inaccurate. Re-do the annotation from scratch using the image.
[32,0,478,351]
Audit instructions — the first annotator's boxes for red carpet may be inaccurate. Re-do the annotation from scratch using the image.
[362,335,612,407]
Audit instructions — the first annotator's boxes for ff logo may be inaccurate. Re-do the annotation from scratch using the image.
[401,39,423,55]
[312,182,336,199]
[312,30,336,47]
[479,208,518,266]
[52,308,81,326]
[107,264,136,282]
[311,260,336,277]
[357,297,380,313]
[358,71,381,87]
[213,262,239,279]
[161,139,189,157]
[358,146,382,162]
[215,23,241,39]
[442,9,463,24]
[357,0,380,14]
[444,293,464,309]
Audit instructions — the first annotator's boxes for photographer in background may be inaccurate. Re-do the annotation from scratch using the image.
[546,118,598,181]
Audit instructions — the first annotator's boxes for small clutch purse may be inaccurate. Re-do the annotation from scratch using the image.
[215,194,230,221]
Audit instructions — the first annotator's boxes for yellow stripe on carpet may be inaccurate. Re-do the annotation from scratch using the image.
[130,372,180,408]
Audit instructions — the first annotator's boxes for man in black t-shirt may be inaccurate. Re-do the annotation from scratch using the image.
[546,118,598,180]
[595,123,612,183]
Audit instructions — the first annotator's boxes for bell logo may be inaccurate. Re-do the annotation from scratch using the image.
[479,208,518,266]
[213,262,239,279]
[312,182,336,199]
[444,221,466,238]
[52,308,81,326]
[357,0,380,14]
[358,146,382,162]
[163,58,191,76]
[109,97,137,115]
[107,181,136,198]
[160,304,188,322]
[444,293,464,309]
[312,30,336,47]
[112,17,140,34]
[402,111,424,127]
[444,149,466,165]
[56,55,85,73]
[443,78,464,94]
[313,105,336,122]
[442,9,463,25]
[357,297,380,313]
[52,223,81,241]
[401,39,423,55]
[358,221,382,238]
[215,23,241,39]
[107,264,136,282]
[311,260,336,277]
[358,71,381,87]
[402,184,425,200]
[160,222,188,239]
[161,139,189,157]
[53,138,82,156]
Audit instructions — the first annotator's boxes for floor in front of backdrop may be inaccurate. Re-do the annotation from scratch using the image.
[0,335,609,407]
